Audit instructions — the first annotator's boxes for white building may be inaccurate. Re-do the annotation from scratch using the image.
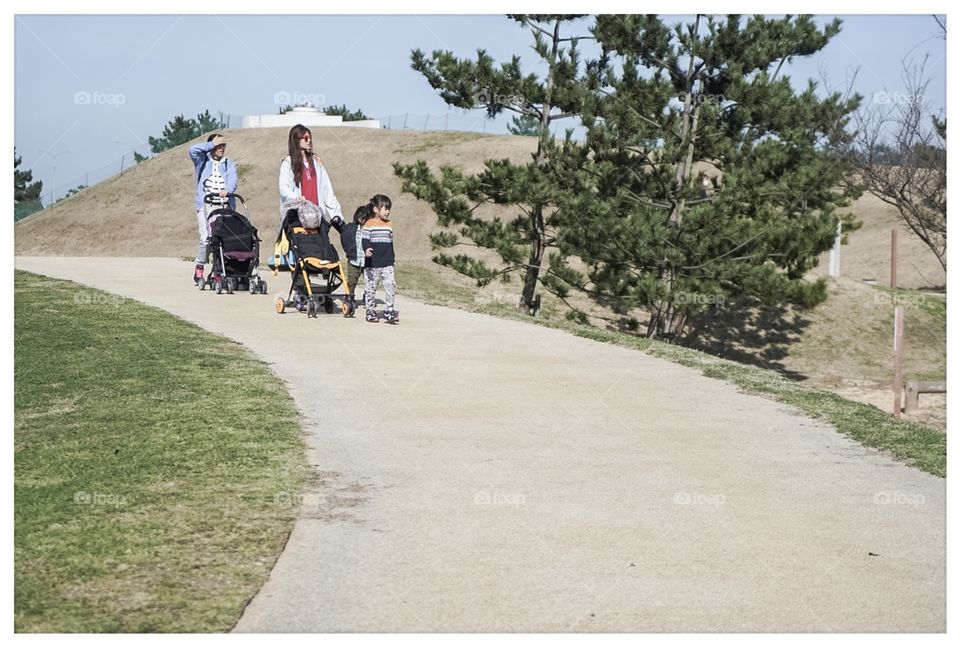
[240,106,381,129]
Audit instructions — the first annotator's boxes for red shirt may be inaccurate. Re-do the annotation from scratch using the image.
[301,158,319,205]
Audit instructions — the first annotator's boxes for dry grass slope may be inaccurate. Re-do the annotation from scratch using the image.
[14,127,537,261]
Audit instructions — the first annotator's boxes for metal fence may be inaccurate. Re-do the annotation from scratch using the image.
[31,110,576,208]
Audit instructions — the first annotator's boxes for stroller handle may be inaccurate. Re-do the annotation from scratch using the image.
[204,192,246,206]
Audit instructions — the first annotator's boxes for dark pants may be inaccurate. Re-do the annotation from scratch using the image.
[345,262,363,298]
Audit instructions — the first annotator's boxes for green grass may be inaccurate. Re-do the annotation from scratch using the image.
[235,163,254,183]
[14,271,309,632]
[397,262,946,478]
[392,131,487,155]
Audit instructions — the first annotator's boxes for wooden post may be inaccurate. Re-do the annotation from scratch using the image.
[893,306,904,418]
[905,380,946,415]
[904,380,919,415]
[890,229,898,289]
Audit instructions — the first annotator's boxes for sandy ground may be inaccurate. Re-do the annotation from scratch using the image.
[14,256,945,632]
[827,383,946,431]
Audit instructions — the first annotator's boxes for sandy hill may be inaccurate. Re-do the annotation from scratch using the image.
[16,126,944,289]
[14,128,538,262]
[810,192,945,289]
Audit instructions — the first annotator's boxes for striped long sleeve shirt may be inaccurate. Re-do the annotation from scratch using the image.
[361,217,395,268]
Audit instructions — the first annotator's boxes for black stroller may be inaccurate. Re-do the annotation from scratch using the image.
[271,204,354,318]
[200,193,267,295]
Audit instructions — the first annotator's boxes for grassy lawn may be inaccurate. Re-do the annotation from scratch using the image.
[14,271,308,632]
[397,261,946,478]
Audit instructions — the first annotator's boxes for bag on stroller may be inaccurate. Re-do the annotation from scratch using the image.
[271,202,355,318]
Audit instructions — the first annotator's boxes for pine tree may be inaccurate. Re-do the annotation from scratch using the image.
[507,114,540,136]
[551,14,862,339]
[323,104,369,121]
[14,148,44,220]
[147,115,198,154]
[196,109,229,133]
[145,110,229,156]
[394,15,592,315]
[14,149,43,203]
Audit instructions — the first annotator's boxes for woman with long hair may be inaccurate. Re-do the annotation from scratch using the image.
[278,123,344,231]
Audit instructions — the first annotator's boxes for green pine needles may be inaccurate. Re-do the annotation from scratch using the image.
[397,14,863,339]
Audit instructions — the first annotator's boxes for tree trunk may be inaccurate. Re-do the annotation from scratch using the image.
[518,18,560,316]
[651,16,703,340]
[519,204,546,316]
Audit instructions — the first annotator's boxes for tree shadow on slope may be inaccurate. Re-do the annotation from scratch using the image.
[679,299,815,382]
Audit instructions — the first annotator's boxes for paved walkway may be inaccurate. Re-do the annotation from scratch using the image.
[15,257,945,631]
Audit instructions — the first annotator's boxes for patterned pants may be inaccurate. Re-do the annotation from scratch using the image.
[364,265,396,311]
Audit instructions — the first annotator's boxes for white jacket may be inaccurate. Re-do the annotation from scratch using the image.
[278,155,344,221]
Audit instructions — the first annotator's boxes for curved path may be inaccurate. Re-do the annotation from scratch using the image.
[15,257,945,632]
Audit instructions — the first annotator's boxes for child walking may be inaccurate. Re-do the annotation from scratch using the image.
[339,205,370,316]
[361,195,398,324]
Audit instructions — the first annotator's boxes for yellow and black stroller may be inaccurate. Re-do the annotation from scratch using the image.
[271,204,356,318]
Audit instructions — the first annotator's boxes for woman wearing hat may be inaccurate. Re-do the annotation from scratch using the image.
[189,133,238,285]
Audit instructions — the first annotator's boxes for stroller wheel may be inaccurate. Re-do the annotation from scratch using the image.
[307,300,318,318]
[323,298,334,314]
[198,278,206,291]
[340,301,349,316]
[260,280,267,295]
[226,278,235,294]
[215,278,223,294]
[249,280,257,295]
[275,297,285,314]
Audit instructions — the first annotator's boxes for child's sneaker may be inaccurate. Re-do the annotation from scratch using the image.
[383,309,399,325]
[365,309,379,323]
[193,264,205,285]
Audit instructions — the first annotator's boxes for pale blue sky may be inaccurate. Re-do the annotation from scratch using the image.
[14,14,946,203]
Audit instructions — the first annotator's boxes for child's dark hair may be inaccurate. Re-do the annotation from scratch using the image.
[369,194,392,211]
[353,205,369,225]
[355,195,392,223]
